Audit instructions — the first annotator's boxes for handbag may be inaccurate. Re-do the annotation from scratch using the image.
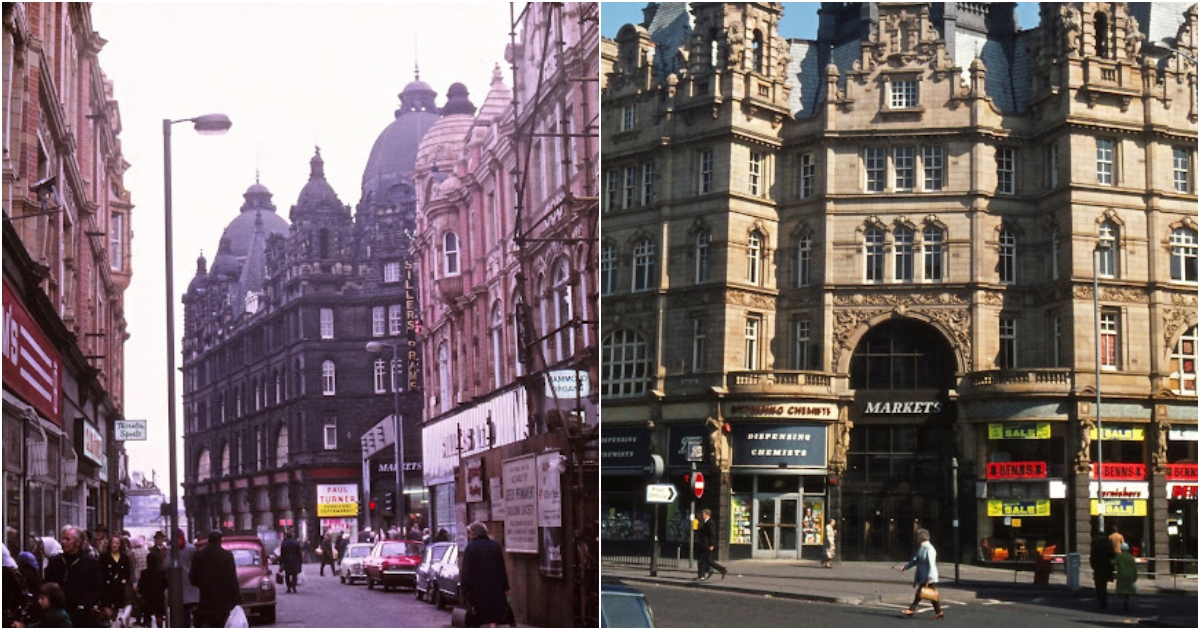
[918,583,940,602]
[275,571,284,585]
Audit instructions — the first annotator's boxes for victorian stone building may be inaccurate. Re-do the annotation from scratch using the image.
[180,78,439,543]
[412,4,599,625]
[3,3,134,548]
[601,2,1197,566]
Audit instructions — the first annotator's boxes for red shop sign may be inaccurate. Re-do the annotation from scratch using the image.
[1091,463,1145,480]
[1166,463,1198,481]
[1169,484,1198,499]
[986,461,1047,479]
[2,279,62,425]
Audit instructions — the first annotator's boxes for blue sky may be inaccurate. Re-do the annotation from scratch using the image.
[602,2,1043,40]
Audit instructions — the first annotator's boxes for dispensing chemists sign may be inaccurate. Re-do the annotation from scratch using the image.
[316,484,359,518]
[731,423,828,468]
[503,455,539,553]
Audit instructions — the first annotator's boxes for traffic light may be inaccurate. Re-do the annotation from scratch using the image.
[369,498,377,515]
[383,492,395,516]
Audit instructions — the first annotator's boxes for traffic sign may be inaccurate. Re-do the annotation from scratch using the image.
[645,484,678,504]
[693,472,705,498]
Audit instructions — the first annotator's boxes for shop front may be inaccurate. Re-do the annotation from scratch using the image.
[977,421,1069,563]
[1089,423,1149,553]
[598,426,654,558]
[1164,425,1196,572]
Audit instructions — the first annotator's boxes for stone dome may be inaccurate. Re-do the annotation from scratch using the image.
[295,148,342,209]
[414,84,478,172]
[215,177,289,263]
[360,74,442,202]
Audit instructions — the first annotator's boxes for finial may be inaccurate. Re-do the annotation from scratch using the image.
[415,61,420,82]
[492,62,504,85]
[255,168,260,184]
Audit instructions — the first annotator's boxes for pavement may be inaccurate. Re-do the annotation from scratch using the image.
[603,557,1198,627]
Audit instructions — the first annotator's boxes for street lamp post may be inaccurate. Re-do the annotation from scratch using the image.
[1093,239,1112,536]
[164,113,231,628]
[366,341,405,530]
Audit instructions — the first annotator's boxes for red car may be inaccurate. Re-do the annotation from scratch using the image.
[195,534,276,624]
[363,540,424,591]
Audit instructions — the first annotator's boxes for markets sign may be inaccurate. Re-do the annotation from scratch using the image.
[1089,463,1145,480]
[987,423,1050,440]
[316,484,359,518]
[3,279,62,425]
[1088,426,1145,441]
[1166,463,1198,481]
[731,423,828,468]
[987,499,1051,517]
[1091,499,1146,517]
[986,461,1047,479]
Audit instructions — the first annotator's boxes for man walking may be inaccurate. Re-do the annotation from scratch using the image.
[460,521,510,628]
[43,526,102,628]
[176,528,200,627]
[189,531,241,628]
[696,509,727,581]
[279,530,303,593]
[1089,531,1115,609]
[318,532,336,577]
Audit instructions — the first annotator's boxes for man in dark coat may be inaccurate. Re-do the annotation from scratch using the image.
[696,508,728,580]
[189,531,242,627]
[335,532,349,574]
[278,531,303,593]
[43,526,102,628]
[460,521,510,628]
[318,532,336,576]
[1090,531,1116,609]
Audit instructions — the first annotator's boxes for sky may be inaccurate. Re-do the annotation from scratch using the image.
[90,2,520,497]
[600,2,1043,39]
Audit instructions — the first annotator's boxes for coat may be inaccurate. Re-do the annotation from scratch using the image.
[1089,535,1115,583]
[279,537,303,575]
[697,517,718,551]
[176,543,200,605]
[189,543,242,627]
[461,535,510,626]
[903,540,939,587]
[44,551,101,628]
[99,551,131,607]
[138,566,167,616]
[319,536,334,563]
[1113,551,1138,596]
[26,608,72,628]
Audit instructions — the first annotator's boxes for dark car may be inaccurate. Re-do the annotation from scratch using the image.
[429,544,460,609]
[416,542,454,602]
[195,534,276,625]
[362,540,424,591]
[341,542,374,585]
[601,581,654,627]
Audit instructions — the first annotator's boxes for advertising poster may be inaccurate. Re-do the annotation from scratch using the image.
[536,451,563,528]
[490,477,505,521]
[316,484,359,518]
[503,454,538,553]
[465,459,484,503]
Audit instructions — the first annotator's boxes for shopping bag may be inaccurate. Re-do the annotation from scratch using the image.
[297,570,307,586]
[224,605,249,628]
[918,583,940,602]
[275,571,284,585]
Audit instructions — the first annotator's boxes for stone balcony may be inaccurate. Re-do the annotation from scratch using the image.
[961,369,1074,397]
[726,370,834,395]
[436,274,464,303]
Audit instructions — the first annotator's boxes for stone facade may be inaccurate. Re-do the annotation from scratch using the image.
[601,2,1197,565]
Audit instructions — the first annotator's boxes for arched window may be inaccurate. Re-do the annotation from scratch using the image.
[1171,227,1198,282]
[600,245,617,295]
[632,239,656,291]
[1095,12,1110,57]
[220,442,231,478]
[491,302,505,390]
[276,426,289,467]
[322,360,336,396]
[999,229,1017,284]
[197,448,212,482]
[850,320,957,390]
[1098,221,1118,278]
[752,30,764,73]
[747,231,763,285]
[894,227,914,281]
[795,233,812,287]
[438,341,452,413]
[443,231,460,276]
[602,330,651,398]
[695,231,710,284]
[1169,326,1198,395]
[865,227,885,282]
[923,227,944,282]
[553,259,574,362]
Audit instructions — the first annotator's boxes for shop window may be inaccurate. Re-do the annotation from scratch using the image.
[849,319,957,390]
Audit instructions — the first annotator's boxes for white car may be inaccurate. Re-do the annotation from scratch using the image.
[341,543,374,585]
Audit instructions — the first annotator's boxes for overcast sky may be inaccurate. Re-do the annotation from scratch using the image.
[90,2,519,496]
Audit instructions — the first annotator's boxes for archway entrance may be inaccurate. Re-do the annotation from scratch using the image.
[840,318,959,561]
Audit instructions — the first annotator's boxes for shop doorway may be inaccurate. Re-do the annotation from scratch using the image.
[753,494,801,559]
[841,492,946,561]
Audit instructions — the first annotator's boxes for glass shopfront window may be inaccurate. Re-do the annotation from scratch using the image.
[980,422,1067,563]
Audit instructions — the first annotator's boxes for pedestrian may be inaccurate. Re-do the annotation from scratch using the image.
[128,535,149,587]
[91,524,111,558]
[25,536,45,579]
[822,518,837,568]
[1108,524,1125,555]
[901,528,943,620]
[99,534,132,623]
[189,531,242,627]
[435,528,451,543]
[174,528,200,627]
[3,543,32,628]
[336,532,349,573]
[460,521,510,628]
[318,532,335,576]
[1113,542,1138,611]
[279,530,303,593]
[150,531,168,565]
[695,508,728,581]
[137,548,167,628]
[1089,531,1115,609]
[11,582,72,628]
[43,525,102,628]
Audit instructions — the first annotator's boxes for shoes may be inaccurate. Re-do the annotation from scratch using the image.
[695,576,707,581]
[901,609,914,617]
[720,568,727,580]
[933,612,944,620]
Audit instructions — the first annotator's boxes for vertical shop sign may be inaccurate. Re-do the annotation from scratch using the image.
[3,279,62,425]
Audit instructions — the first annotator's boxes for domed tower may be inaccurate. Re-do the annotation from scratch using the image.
[285,148,353,279]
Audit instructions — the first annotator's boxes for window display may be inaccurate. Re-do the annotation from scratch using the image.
[730,496,751,545]
[802,498,825,545]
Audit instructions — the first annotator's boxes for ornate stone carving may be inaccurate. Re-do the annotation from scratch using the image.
[1162,306,1198,350]
[916,307,971,370]
[1152,416,1171,472]
[979,291,1005,307]
[726,288,777,310]
[1076,413,1095,474]
[833,292,967,307]
[1071,285,1150,303]
[832,308,876,369]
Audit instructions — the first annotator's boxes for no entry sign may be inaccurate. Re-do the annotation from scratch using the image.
[693,472,705,498]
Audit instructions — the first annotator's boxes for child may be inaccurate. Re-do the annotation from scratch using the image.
[138,548,167,628]
[12,582,71,628]
[1113,542,1138,611]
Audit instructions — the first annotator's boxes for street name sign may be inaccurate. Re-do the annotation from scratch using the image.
[645,484,677,504]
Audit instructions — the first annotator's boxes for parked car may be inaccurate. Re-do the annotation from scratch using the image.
[341,542,374,585]
[362,540,424,591]
[196,534,276,625]
[430,544,460,610]
[601,581,654,627]
[415,542,454,602]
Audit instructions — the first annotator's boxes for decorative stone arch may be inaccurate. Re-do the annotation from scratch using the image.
[1162,216,1199,255]
[893,214,919,233]
[625,227,657,255]
[1161,307,1199,367]
[832,307,970,376]
[856,215,889,239]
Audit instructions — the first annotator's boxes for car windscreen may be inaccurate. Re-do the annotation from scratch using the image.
[380,542,421,556]
[348,546,372,558]
[601,592,653,628]
[231,549,261,567]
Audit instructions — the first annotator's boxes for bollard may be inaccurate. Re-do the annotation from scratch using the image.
[1065,552,1081,591]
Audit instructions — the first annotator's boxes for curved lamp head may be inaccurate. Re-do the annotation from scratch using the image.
[365,341,385,354]
[191,114,232,136]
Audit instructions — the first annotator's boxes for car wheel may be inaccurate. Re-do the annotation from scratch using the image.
[434,586,445,610]
[261,606,276,625]
[415,585,424,601]
[340,574,346,584]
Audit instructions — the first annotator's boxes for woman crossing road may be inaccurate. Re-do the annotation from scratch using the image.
[900,528,943,620]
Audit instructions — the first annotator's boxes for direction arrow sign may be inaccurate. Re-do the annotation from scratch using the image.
[645,483,678,504]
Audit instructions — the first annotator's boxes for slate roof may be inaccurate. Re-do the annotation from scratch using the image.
[645,2,692,80]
